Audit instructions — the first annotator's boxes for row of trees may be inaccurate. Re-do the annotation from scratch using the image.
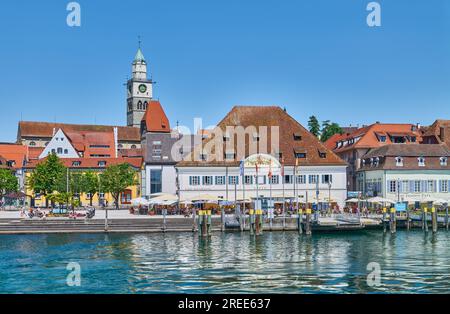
[307,116,343,143]
[29,154,137,210]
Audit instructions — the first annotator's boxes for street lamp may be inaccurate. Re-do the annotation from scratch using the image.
[328,181,332,216]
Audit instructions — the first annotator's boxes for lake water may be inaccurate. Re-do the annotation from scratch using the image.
[0,230,449,294]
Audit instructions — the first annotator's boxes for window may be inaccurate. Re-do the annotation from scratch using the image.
[413,180,421,193]
[64,149,68,154]
[395,157,404,167]
[418,157,425,167]
[152,142,162,159]
[401,180,409,193]
[293,133,302,141]
[144,101,148,110]
[229,176,239,185]
[319,151,327,159]
[244,175,253,185]
[51,149,56,153]
[98,161,106,167]
[118,144,123,149]
[202,176,213,185]
[256,175,266,185]
[215,176,226,185]
[72,161,81,167]
[189,176,200,186]
[388,181,397,193]
[269,175,279,184]
[373,157,380,167]
[379,136,386,143]
[284,175,293,184]
[411,136,417,143]
[296,175,306,184]
[322,174,333,184]
[131,145,137,149]
[439,180,448,193]
[440,157,448,166]
[150,170,162,194]
[225,152,235,160]
[57,147,63,154]
[426,180,436,193]
[295,152,306,159]
[89,145,110,148]
[137,101,142,110]
[309,175,319,184]
[29,141,36,146]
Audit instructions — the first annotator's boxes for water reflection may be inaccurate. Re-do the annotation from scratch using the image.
[0,230,449,293]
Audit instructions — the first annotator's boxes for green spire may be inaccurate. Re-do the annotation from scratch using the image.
[134,48,146,64]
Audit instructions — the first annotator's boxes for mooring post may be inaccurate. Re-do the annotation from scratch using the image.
[382,207,387,233]
[406,208,411,231]
[249,208,255,235]
[446,205,449,231]
[162,208,167,233]
[424,207,429,232]
[305,208,312,235]
[255,208,263,235]
[207,209,212,236]
[390,207,396,234]
[221,206,225,232]
[298,207,303,234]
[192,206,197,233]
[431,207,437,233]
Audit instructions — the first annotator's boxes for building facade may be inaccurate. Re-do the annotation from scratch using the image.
[357,144,450,202]
[176,106,348,208]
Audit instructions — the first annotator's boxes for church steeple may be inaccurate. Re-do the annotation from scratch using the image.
[127,40,153,128]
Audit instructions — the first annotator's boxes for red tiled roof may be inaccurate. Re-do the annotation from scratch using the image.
[141,101,171,133]
[0,143,28,169]
[327,123,423,153]
[18,121,140,142]
[65,130,116,158]
[28,147,44,160]
[177,106,347,167]
[25,157,143,170]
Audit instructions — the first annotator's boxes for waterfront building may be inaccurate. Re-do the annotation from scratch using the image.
[357,144,450,201]
[422,119,450,146]
[24,157,142,207]
[0,143,29,193]
[176,106,348,208]
[324,123,424,193]
[140,100,198,196]
[17,121,141,150]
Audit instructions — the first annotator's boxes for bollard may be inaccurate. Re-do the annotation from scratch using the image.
[298,208,303,234]
[255,209,263,235]
[382,208,387,233]
[406,209,411,231]
[389,207,396,234]
[305,208,312,235]
[249,209,255,235]
[198,209,211,237]
[423,207,429,232]
[431,207,437,233]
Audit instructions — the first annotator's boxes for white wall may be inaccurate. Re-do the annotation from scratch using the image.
[177,165,348,208]
[143,165,177,196]
[39,129,79,159]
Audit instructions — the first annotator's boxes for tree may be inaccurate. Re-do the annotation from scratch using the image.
[28,153,66,207]
[308,115,321,138]
[321,120,343,143]
[0,169,18,204]
[100,163,137,210]
[81,171,99,206]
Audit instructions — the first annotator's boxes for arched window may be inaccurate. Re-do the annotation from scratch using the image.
[29,141,36,146]
[395,157,403,167]
[131,145,137,149]
[137,101,142,110]
[144,101,148,110]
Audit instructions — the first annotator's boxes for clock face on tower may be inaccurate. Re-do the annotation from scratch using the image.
[139,84,147,93]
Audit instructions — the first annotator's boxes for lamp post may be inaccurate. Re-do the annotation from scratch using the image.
[328,181,332,217]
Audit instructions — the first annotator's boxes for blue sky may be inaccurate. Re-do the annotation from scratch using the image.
[0,0,449,142]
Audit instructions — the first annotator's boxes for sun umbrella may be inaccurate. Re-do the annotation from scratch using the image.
[131,197,149,206]
[346,198,360,203]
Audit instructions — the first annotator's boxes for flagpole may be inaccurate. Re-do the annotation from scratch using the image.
[282,158,286,229]
[241,160,245,231]
[269,162,273,230]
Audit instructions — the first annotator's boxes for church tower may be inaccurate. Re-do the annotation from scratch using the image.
[126,45,153,128]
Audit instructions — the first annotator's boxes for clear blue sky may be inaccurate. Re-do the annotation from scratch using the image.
[1,0,449,142]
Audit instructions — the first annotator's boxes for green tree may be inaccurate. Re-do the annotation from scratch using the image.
[28,153,66,207]
[308,115,321,138]
[0,169,18,203]
[81,171,99,206]
[100,163,137,210]
[320,120,343,143]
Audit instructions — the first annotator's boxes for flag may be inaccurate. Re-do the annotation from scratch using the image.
[268,160,273,178]
[239,160,244,177]
[281,157,285,177]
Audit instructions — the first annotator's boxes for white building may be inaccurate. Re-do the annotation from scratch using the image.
[176,106,348,209]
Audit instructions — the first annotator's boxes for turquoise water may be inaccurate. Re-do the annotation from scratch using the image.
[0,230,449,294]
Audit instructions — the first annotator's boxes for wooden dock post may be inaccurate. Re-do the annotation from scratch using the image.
[220,207,225,232]
[446,205,449,231]
[298,208,303,234]
[305,208,312,235]
[198,208,211,237]
[255,209,263,235]
[382,207,387,233]
[431,207,437,233]
[389,207,396,234]
[249,209,255,235]
[192,206,197,232]
[423,207,429,232]
[406,209,411,231]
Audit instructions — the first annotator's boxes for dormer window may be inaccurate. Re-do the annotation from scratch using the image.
[294,148,306,159]
[293,133,302,141]
[379,136,386,143]
[395,157,403,167]
[98,161,107,167]
[318,150,327,159]
[418,157,425,167]
[373,157,380,167]
[72,161,81,167]
[440,157,448,166]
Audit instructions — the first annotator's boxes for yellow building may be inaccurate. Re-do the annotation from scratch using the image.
[24,157,142,208]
